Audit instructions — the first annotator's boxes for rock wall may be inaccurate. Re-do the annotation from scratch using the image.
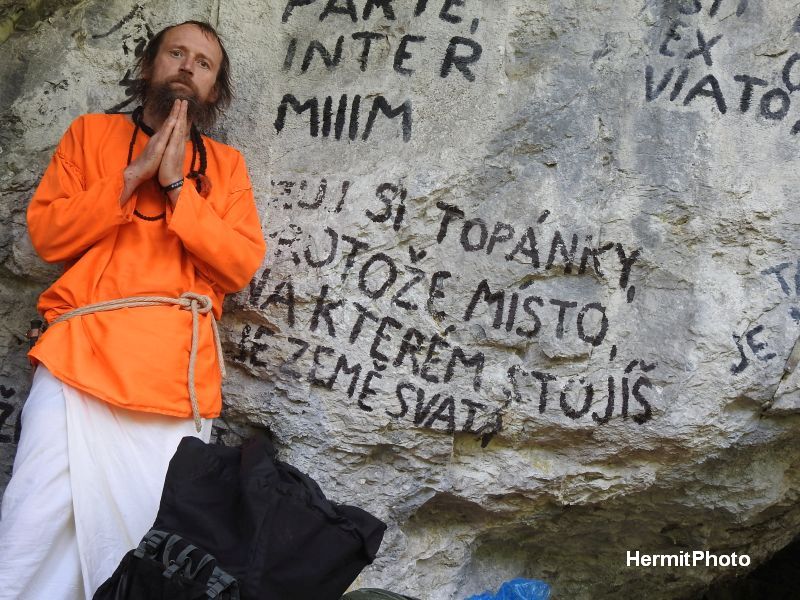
[1,1,800,598]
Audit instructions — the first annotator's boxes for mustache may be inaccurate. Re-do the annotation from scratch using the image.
[145,80,218,131]
[166,74,198,94]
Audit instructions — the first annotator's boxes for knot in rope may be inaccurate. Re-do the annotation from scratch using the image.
[179,292,214,314]
[49,293,226,433]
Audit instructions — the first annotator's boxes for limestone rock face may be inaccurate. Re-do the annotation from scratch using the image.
[1,1,800,598]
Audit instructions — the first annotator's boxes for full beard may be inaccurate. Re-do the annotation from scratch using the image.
[145,79,218,132]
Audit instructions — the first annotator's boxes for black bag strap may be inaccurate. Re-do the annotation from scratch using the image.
[97,529,240,599]
[185,553,215,579]
[136,529,224,584]
[162,540,200,578]
[174,544,199,567]
[161,534,186,575]
[134,529,170,559]
[207,567,239,599]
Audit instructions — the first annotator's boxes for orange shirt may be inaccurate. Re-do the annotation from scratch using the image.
[27,113,266,418]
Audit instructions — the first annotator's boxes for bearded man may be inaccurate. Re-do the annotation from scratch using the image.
[0,21,265,599]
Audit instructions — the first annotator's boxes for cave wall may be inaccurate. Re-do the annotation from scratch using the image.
[1,1,800,598]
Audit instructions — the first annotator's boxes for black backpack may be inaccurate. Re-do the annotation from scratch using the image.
[152,433,386,600]
[94,529,239,599]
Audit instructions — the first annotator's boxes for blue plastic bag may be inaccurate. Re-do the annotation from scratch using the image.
[465,577,550,600]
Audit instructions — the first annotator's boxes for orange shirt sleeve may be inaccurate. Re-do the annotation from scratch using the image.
[26,116,135,263]
[166,150,266,293]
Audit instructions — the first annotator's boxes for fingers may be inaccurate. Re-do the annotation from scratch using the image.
[165,100,188,142]
[158,100,190,186]
[167,100,189,150]
[152,100,181,145]
[130,100,187,183]
[168,98,182,121]
[176,100,189,140]
[152,100,187,162]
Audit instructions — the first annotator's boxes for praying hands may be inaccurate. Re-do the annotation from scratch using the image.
[120,99,190,208]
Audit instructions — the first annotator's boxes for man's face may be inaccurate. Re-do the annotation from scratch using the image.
[144,24,224,129]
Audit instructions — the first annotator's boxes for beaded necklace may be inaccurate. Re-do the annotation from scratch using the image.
[126,106,210,221]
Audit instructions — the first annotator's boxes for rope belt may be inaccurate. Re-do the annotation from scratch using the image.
[50,292,226,432]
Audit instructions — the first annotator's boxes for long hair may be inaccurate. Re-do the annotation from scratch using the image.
[130,20,233,122]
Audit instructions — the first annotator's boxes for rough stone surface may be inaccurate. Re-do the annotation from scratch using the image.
[1,1,800,598]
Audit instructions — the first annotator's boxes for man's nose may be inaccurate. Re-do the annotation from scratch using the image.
[179,56,194,74]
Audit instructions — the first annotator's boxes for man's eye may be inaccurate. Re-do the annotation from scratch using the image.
[199,60,210,69]
[169,49,182,57]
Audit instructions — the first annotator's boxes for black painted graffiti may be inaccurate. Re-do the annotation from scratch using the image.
[257,230,633,332]
[365,183,407,230]
[42,80,69,98]
[282,31,482,80]
[253,165,649,435]
[643,2,800,135]
[274,94,413,142]
[673,0,749,17]
[235,312,657,433]
[761,260,800,310]
[434,202,641,295]
[240,236,654,433]
[463,280,610,346]
[282,0,480,26]
[269,179,404,226]
[389,380,498,439]
[243,280,484,389]
[105,67,143,115]
[269,178,351,212]
[234,313,498,436]
[505,358,657,424]
[91,4,145,40]
[646,52,800,128]
[98,6,154,114]
[264,185,642,301]
[276,0,485,141]
[658,22,722,66]
[0,385,20,445]
[731,324,776,374]
[731,259,800,374]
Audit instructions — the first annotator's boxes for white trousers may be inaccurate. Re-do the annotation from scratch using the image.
[0,366,212,600]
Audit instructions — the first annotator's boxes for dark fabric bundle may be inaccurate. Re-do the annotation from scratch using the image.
[93,529,239,599]
[152,434,387,600]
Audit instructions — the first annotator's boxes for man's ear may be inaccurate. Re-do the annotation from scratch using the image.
[209,84,219,104]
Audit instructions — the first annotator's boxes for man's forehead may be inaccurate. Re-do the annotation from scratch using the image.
[161,24,223,63]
